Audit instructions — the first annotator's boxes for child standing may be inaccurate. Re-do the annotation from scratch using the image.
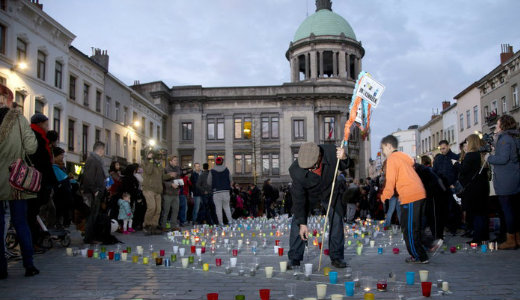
[118,193,134,234]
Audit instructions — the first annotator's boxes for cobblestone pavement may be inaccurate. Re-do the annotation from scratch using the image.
[1,218,520,300]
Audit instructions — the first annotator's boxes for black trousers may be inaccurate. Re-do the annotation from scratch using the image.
[83,192,102,243]
[424,195,445,240]
[288,197,345,262]
[401,199,428,262]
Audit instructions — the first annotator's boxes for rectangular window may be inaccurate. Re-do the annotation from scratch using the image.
[502,96,507,114]
[244,154,252,173]
[115,102,120,122]
[492,100,498,114]
[105,129,111,156]
[459,114,464,132]
[54,61,62,88]
[83,83,90,107]
[271,153,280,175]
[0,25,6,55]
[473,106,478,125]
[95,91,102,113]
[484,105,489,117]
[262,153,280,176]
[157,125,160,141]
[182,122,193,140]
[141,117,145,134]
[115,133,120,156]
[82,125,89,159]
[162,119,167,140]
[181,155,193,169]
[105,96,111,118]
[68,120,75,151]
[95,129,100,142]
[123,107,128,125]
[149,121,153,138]
[34,99,44,114]
[234,118,242,139]
[69,76,76,100]
[132,112,138,125]
[0,1,5,11]
[234,116,252,139]
[37,51,46,80]
[123,137,128,159]
[466,110,470,129]
[262,154,269,175]
[293,119,305,140]
[261,115,279,139]
[513,85,519,108]
[234,154,243,174]
[53,107,60,136]
[16,39,26,61]
[324,116,335,140]
[207,154,225,169]
[207,117,224,140]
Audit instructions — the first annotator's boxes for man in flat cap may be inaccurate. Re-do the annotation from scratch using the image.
[288,142,351,269]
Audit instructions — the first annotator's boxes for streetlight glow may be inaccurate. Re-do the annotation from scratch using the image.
[18,62,28,70]
[133,120,140,128]
[148,139,156,146]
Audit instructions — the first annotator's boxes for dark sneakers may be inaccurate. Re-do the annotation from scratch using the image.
[405,257,429,264]
[286,260,301,270]
[331,259,348,268]
[25,266,40,277]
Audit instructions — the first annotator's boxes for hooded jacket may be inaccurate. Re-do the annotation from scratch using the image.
[488,129,520,195]
[207,164,233,193]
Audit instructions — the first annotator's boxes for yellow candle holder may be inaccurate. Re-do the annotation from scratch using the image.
[152,252,158,259]
[323,267,331,276]
[364,293,375,300]
[143,257,149,265]
[203,263,209,271]
[132,255,139,263]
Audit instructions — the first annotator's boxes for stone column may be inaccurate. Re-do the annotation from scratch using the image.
[310,51,318,79]
[332,52,338,77]
[319,51,324,78]
[291,57,299,82]
[338,51,346,78]
[346,53,351,79]
[305,53,310,79]
[358,56,362,73]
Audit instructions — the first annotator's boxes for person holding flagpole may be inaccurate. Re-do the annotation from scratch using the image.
[287,142,351,269]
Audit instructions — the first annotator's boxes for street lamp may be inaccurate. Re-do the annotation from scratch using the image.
[133,120,140,128]
[148,139,156,147]
[11,61,27,71]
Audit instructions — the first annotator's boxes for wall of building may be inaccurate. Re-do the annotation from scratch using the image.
[456,86,482,142]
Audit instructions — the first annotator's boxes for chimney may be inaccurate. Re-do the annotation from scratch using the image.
[31,0,43,9]
[90,48,109,71]
[442,100,451,111]
[500,44,514,64]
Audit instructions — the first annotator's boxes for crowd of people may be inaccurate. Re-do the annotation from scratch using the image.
[1,89,519,278]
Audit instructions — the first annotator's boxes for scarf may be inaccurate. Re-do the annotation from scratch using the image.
[30,123,52,158]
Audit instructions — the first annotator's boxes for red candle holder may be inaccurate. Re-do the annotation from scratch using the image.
[450,246,457,253]
[87,249,94,258]
[377,280,388,292]
[108,251,115,260]
[201,247,206,254]
[392,248,400,254]
[318,242,322,250]
[232,249,238,257]
[275,240,280,246]
[278,247,284,256]
[160,249,165,257]
[324,249,330,256]
[191,246,196,254]
[216,258,222,266]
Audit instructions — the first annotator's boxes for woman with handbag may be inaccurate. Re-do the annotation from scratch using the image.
[0,99,40,279]
[459,134,490,244]
[487,115,520,250]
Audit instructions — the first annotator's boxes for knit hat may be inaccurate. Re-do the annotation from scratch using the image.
[216,157,224,165]
[52,146,65,157]
[297,142,320,169]
[30,113,48,124]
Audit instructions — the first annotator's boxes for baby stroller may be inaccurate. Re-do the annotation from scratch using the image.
[7,215,71,250]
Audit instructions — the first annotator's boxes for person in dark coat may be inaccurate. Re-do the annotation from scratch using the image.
[262,179,277,219]
[81,141,107,243]
[287,142,350,269]
[487,115,520,249]
[249,184,261,217]
[119,164,145,230]
[459,134,490,243]
[27,113,57,251]
[196,163,217,225]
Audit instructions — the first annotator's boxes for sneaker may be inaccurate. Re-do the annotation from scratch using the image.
[405,257,429,264]
[123,231,130,235]
[128,228,136,233]
[429,239,443,257]
[5,249,21,261]
[286,260,301,270]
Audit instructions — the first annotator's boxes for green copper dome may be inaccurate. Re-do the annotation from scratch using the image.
[293,9,356,42]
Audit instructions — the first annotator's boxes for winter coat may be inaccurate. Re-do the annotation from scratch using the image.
[142,159,168,194]
[118,199,133,220]
[0,108,38,200]
[190,171,202,197]
[207,164,233,192]
[81,152,106,194]
[488,130,520,196]
[162,164,180,196]
[289,144,350,226]
[196,170,212,195]
[433,150,460,187]
[459,151,489,214]
[28,124,57,188]
[343,184,361,204]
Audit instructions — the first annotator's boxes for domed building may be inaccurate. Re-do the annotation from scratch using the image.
[132,0,370,184]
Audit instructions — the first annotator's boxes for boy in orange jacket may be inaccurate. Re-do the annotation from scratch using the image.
[380,135,429,263]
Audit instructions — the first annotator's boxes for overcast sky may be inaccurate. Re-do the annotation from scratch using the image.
[44,0,520,158]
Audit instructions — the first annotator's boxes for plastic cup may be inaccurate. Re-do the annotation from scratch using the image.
[230,257,237,267]
[331,294,343,300]
[259,289,270,300]
[481,244,488,253]
[274,245,279,254]
[235,295,245,300]
[419,270,429,282]
[329,271,338,284]
[171,254,177,262]
[316,284,327,299]
[345,281,355,297]
[265,266,274,278]
[421,282,432,297]
[173,245,179,254]
[369,240,375,248]
[305,263,313,276]
[280,261,287,272]
[356,246,362,255]
[132,255,139,263]
[406,272,415,285]
[363,293,374,300]
[181,257,189,268]
[442,281,449,292]
[80,249,87,257]
[275,240,280,246]
[196,248,202,256]
[179,248,185,256]
[203,263,209,271]
[216,258,222,266]
[155,257,163,266]
[207,293,219,300]
[114,253,121,261]
[108,251,115,260]
[323,267,331,276]
[278,247,284,256]
[121,252,128,261]
[232,249,238,256]
[191,245,196,253]
[143,257,149,265]
[87,249,94,258]
[160,249,165,256]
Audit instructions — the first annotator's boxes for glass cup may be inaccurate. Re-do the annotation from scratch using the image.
[286,283,296,299]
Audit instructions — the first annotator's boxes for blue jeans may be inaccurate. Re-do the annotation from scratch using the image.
[178,195,187,224]
[383,196,401,227]
[0,200,35,271]
[192,196,201,223]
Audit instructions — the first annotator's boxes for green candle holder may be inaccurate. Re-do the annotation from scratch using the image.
[188,256,194,263]
[171,254,177,262]
[235,295,246,300]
